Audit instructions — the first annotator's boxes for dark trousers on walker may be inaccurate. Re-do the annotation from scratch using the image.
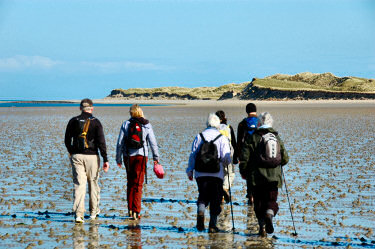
[246,178,254,203]
[252,182,279,221]
[196,177,224,217]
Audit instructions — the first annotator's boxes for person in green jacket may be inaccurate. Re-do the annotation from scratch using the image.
[239,112,289,237]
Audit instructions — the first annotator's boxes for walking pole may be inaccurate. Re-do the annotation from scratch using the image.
[226,164,235,232]
[281,167,298,236]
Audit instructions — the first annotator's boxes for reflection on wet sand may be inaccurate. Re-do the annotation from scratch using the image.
[244,206,275,248]
[202,204,275,248]
[73,223,99,249]
[127,224,142,249]
[207,232,235,249]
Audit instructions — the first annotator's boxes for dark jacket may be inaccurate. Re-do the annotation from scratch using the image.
[226,124,239,164]
[236,118,248,152]
[64,112,108,162]
[236,117,259,161]
[239,127,289,188]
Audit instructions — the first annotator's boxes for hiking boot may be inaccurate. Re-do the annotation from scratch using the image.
[208,215,218,233]
[258,225,267,237]
[223,189,230,204]
[258,219,266,237]
[248,195,254,205]
[75,216,84,223]
[90,209,100,220]
[208,226,219,233]
[196,214,205,231]
[265,213,274,234]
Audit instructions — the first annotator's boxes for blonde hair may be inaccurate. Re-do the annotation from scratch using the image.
[129,104,144,118]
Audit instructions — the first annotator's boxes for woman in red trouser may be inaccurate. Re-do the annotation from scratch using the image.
[116,104,160,220]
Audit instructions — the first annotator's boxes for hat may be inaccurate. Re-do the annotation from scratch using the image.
[246,103,257,113]
[80,98,93,108]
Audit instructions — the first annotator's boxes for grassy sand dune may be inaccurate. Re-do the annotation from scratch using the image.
[108,72,375,100]
[257,72,375,92]
[109,82,248,100]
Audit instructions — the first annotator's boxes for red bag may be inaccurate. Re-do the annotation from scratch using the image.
[153,163,164,179]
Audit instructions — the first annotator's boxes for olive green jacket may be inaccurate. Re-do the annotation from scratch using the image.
[239,127,289,188]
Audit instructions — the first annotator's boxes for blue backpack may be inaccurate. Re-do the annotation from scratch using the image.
[245,117,258,135]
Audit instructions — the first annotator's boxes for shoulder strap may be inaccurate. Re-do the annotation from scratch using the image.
[212,134,222,142]
[81,119,91,148]
[82,119,91,134]
[199,133,207,143]
[83,116,96,132]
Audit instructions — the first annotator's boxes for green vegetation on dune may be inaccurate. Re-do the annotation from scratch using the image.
[112,82,249,99]
[109,72,375,100]
[337,77,375,92]
[253,78,326,91]
[254,72,375,93]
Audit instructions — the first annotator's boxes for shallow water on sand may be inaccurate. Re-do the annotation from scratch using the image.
[0,103,374,248]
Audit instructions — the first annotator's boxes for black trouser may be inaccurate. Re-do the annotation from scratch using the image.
[196,177,224,217]
[252,182,279,221]
[246,178,253,201]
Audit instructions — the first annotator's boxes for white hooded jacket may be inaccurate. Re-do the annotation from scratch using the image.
[186,127,231,180]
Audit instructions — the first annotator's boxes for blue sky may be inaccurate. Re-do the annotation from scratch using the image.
[0,0,374,100]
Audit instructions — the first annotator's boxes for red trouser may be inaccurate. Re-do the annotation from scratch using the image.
[124,156,147,213]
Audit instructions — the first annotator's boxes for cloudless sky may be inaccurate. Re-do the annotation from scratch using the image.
[0,0,374,100]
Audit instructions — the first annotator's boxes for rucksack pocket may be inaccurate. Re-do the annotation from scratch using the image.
[126,120,144,149]
[257,132,282,168]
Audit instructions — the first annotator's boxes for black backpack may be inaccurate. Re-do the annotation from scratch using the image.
[257,131,282,168]
[126,119,144,149]
[74,117,95,151]
[195,133,222,173]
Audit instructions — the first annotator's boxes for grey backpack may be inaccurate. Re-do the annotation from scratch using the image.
[257,132,282,168]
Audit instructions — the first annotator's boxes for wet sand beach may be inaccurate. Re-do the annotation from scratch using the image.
[0,100,374,248]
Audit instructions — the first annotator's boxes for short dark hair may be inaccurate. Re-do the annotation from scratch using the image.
[80,98,93,110]
[246,103,257,113]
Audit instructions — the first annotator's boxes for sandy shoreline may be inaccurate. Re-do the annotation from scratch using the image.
[1,98,374,107]
[93,98,375,108]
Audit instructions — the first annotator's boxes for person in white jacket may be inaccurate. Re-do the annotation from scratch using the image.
[186,113,231,233]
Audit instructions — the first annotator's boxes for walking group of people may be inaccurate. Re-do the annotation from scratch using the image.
[64,99,288,237]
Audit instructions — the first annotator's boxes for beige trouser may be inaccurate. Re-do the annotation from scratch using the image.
[223,144,235,190]
[223,163,235,190]
[71,154,100,217]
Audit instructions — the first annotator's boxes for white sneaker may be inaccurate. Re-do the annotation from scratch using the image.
[90,209,100,220]
[75,216,84,223]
